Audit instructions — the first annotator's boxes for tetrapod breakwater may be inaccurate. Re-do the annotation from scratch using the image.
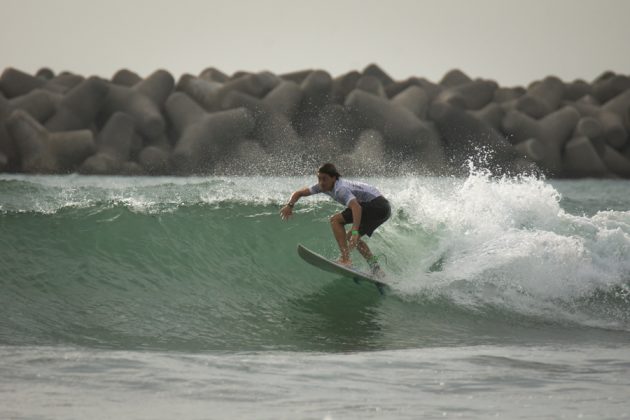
[1,65,629,178]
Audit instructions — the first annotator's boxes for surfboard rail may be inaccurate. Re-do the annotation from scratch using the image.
[297,243,389,294]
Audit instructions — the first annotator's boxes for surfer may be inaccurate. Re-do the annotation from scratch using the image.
[280,163,391,275]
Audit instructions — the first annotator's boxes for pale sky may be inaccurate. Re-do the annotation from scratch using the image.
[1,0,629,86]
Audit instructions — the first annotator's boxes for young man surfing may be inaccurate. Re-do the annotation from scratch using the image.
[280,163,391,276]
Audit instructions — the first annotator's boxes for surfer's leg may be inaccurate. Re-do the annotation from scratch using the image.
[345,230,371,257]
[343,230,372,258]
[330,213,351,264]
[356,238,374,261]
[354,236,383,276]
[344,231,375,261]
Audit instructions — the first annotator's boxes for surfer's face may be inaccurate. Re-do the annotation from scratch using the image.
[317,172,336,192]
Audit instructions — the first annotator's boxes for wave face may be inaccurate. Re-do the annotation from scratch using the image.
[1,173,629,352]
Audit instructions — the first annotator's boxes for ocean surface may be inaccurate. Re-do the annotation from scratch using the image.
[1,172,629,419]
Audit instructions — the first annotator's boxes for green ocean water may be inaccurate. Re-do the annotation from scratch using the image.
[1,173,629,352]
[1,173,630,419]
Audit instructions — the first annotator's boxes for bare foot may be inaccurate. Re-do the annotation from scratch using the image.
[371,265,386,280]
[336,258,352,267]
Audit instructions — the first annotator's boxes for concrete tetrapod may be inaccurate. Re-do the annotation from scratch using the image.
[563,80,593,101]
[8,89,60,123]
[345,89,443,158]
[568,99,627,149]
[599,144,630,178]
[362,64,394,87]
[166,92,255,174]
[214,140,271,175]
[112,69,142,86]
[562,136,613,178]
[331,71,361,104]
[7,110,95,173]
[36,68,55,81]
[295,70,333,135]
[199,67,229,84]
[177,74,222,112]
[300,70,333,109]
[385,77,443,102]
[439,69,472,87]
[210,72,280,112]
[0,93,9,119]
[514,138,547,165]
[263,81,303,120]
[391,85,429,119]
[301,103,356,151]
[515,76,565,118]
[105,84,165,140]
[430,101,531,175]
[0,94,16,169]
[79,112,135,174]
[134,69,175,107]
[48,73,84,92]
[501,106,580,175]
[0,125,12,171]
[573,116,604,145]
[0,68,46,98]
[435,80,498,110]
[592,74,630,103]
[602,90,630,131]
[0,68,75,98]
[279,69,313,85]
[355,75,387,98]
[45,77,109,131]
[165,91,205,137]
[221,90,300,151]
[338,129,387,177]
[494,86,526,104]
[103,70,174,140]
[139,145,171,175]
[469,102,505,131]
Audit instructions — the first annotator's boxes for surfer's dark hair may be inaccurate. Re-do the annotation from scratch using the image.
[318,163,341,179]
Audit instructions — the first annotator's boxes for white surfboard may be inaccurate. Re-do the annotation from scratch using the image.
[297,244,389,294]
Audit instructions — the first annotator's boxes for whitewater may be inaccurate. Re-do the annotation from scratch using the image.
[1,172,629,419]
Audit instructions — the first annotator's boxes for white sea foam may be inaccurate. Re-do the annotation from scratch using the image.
[379,170,630,328]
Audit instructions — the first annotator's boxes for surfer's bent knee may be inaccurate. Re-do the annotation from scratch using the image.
[330,213,346,225]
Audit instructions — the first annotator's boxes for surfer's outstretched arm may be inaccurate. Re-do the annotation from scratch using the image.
[280,187,312,220]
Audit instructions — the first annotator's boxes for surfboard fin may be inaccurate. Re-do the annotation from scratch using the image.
[354,277,385,296]
[375,282,386,296]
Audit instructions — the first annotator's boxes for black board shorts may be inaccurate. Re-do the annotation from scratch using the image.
[341,196,391,237]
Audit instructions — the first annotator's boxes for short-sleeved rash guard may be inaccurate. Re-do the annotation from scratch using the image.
[309,179,382,206]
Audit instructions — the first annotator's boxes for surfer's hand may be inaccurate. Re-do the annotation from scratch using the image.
[280,205,293,220]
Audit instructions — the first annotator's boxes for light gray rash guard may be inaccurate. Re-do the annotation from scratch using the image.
[309,179,382,206]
